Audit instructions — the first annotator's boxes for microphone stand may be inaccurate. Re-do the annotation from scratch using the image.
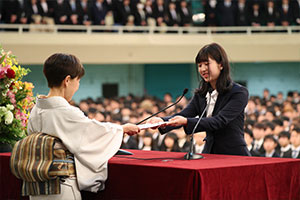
[136,88,188,125]
[184,91,212,160]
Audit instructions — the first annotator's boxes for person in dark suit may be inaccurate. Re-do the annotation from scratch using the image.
[134,3,147,26]
[261,134,280,157]
[278,131,291,157]
[265,0,280,26]
[65,0,82,25]
[77,0,92,26]
[165,2,180,26]
[252,122,266,156]
[117,0,132,25]
[52,0,69,24]
[244,128,259,156]
[24,0,43,24]
[1,0,23,24]
[248,1,265,26]
[121,134,138,149]
[178,0,192,26]
[204,0,218,26]
[217,0,237,26]
[92,0,108,25]
[153,0,167,26]
[148,43,251,156]
[236,0,250,26]
[278,0,295,26]
[283,127,300,158]
[39,0,55,25]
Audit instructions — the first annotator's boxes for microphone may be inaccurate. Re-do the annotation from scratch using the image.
[136,88,189,125]
[184,88,213,160]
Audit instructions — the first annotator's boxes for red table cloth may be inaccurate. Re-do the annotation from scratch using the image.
[1,150,300,200]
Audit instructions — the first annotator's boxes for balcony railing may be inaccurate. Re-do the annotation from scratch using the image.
[0,24,300,35]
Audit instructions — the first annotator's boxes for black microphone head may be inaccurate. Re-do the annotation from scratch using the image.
[183,88,189,95]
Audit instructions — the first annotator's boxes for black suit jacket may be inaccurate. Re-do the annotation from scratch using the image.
[160,82,250,156]
[282,149,300,158]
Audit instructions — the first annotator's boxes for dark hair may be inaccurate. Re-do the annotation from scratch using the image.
[293,127,300,134]
[272,119,283,126]
[195,43,232,96]
[244,128,253,138]
[264,134,277,143]
[160,132,181,152]
[265,122,275,131]
[253,122,265,130]
[278,131,290,139]
[43,53,85,88]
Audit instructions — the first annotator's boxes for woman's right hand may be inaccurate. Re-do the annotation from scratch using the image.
[122,123,140,136]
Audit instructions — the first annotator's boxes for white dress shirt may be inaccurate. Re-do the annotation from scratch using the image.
[206,90,218,117]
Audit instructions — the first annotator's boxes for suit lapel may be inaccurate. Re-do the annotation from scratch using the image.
[212,93,224,116]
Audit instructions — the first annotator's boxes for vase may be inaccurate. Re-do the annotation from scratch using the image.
[0,142,12,153]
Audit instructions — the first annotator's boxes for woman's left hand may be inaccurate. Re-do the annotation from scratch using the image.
[167,116,188,127]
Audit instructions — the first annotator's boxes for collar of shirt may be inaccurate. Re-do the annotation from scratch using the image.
[247,144,252,151]
[291,145,300,152]
[206,90,218,117]
[281,144,291,152]
[265,149,275,157]
[36,96,70,109]
[254,138,264,148]
[206,89,218,100]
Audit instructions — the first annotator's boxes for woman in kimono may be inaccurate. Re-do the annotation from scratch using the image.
[147,43,250,156]
[27,53,140,199]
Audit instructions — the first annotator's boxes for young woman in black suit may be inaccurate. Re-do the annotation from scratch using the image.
[148,43,251,156]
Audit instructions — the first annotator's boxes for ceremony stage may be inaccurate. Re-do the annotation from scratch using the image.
[1,150,300,199]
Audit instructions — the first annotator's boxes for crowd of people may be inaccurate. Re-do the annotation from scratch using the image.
[0,0,299,28]
[204,0,300,27]
[72,88,300,158]
[0,0,194,27]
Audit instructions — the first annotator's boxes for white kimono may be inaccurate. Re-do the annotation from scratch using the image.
[27,96,123,193]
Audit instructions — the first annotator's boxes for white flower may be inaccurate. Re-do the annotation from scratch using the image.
[6,104,14,111]
[0,106,7,117]
[4,110,14,125]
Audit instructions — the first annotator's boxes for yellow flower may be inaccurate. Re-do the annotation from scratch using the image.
[24,82,34,90]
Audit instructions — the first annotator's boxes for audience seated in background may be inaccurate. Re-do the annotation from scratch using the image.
[74,89,300,157]
[1,0,298,27]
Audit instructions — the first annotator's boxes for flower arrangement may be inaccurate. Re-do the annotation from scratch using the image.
[0,46,35,145]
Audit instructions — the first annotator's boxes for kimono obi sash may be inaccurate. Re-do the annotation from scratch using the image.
[10,132,75,196]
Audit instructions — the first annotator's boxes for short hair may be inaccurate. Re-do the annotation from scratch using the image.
[278,131,290,139]
[272,119,283,126]
[265,122,275,131]
[244,128,253,138]
[292,127,300,134]
[253,122,265,130]
[43,53,85,88]
[264,134,277,143]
